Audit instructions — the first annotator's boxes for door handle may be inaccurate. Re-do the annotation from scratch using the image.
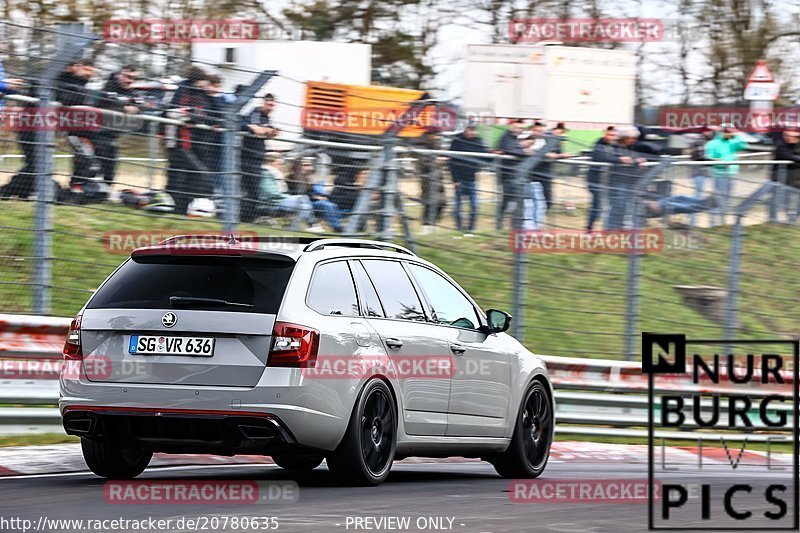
[385,337,404,350]
[450,343,466,355]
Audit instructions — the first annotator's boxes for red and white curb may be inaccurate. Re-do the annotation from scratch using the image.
[0,441,790,477]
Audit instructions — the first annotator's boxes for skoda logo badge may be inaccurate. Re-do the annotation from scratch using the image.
[162,312,177,328]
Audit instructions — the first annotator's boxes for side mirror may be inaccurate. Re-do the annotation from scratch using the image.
[485,309,512,333]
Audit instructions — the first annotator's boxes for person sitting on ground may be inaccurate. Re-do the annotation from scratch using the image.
[644,195,717,217]
[287,157,342,232]
[258,153,317,228]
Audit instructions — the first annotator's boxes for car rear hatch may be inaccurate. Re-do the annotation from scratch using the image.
[80,253,295,387]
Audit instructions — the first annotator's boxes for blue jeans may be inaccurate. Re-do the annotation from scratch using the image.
[313,199,342,231]
[605,176,633,229]
[689,174,706,225]
[711,175,733,226]
[523,181,547,230]
[587,181,603,230]
[657,195,708,215]
[454,180,478,231]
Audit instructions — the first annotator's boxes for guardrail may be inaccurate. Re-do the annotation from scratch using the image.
[0,314,792,443]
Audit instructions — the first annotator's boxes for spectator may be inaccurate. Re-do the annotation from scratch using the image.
[538,122,572,209]
[495,119,529,230]
[55,59,98,192]
[687,127,716,225]
[771,127,800,220]
[645,195,717,217]
[605,126,648,229]
[240,94,278,222]
[94,65,141,186]
[418,132,446,234]
[287,157,340,232]
[330,163,370,222]
[0,43,22,104]
[164,66,213,215]
[521,121,548,230]
[705,125,747,226]
[586,126,619,230]
[258,153,315,226]
[198,74,227,196]
[448,123,488,233]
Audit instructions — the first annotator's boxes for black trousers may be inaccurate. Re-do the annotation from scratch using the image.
[239,159,262,223]
[166,146,211,215]
[3,133,37,198]
[93,136,120,184]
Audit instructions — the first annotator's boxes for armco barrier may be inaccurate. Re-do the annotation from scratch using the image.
[0,314,793,442]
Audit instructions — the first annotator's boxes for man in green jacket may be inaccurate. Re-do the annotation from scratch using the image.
[704,125,747,226]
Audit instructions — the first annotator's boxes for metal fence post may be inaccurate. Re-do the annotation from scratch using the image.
[31,24,94,314]
[221,70,276,234]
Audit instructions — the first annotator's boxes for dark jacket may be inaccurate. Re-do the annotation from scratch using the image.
[95,73,138,139]
[240,109,272,165]
[587,137,622,184]
[54,70,93,138]
[689,136,709,178]
[496,129,527,180]
[448,133,488,183]
[165,81,212,150]
[772,137,800,187]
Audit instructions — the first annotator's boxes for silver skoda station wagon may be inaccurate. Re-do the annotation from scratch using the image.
[60,237,554,485]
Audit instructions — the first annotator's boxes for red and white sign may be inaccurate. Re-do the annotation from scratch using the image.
[746,60,774,84]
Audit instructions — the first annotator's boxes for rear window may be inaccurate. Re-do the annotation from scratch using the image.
[87,256,294,314]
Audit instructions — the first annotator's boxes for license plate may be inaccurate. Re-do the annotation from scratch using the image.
[128,335,215,357]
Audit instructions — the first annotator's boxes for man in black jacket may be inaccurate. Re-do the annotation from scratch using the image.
[164,66,213,215]
[495,119,528,230]
[55,60,98,190]
[240,93,278,222]
[605,126,648,229]
[448,123,488,232]
[586,126,621,230]
[94,65,140,186]
[771,128,800,220]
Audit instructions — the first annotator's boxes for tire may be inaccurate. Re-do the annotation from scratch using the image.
[272,454,324,471]
[492,379,553,478]
[81,438,152,479]
[327,379,397,486]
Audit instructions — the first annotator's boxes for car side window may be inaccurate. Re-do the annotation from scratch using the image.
[307,261,359,317]
[350,261,385,318]
[408,264,480,329]
[361,260,426,322]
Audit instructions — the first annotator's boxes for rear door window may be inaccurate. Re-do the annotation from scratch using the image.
[307,261,359,316]
[350,260,385,317]
[87,256,294,314]
[361,260,426,322]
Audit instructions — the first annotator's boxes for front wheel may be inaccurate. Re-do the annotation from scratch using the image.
[81,438,152,479]
[492,379,553,478]
[327,379,397,486]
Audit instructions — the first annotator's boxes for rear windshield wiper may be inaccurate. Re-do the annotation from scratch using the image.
[169,296,254,308]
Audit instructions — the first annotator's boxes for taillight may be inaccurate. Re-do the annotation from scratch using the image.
[268,322,319,367]
[63,315,83,360]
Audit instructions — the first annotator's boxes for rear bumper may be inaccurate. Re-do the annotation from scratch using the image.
[60,374,353,451]
[62,406,298,454]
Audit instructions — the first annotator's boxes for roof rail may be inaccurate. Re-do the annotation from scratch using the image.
[303,239,416,256]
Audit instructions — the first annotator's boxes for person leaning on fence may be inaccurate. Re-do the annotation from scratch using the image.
[240,93,278,223]
[495,119,528,230]
[196,74,228,197]
[0,77,38,200]
[771,127,800,220]
[586,126,619,230]
[93,65,141,188]
[447,122,488,233]
[163,66,214,216]
[704,124,747,226]
[55,59,99,192]
[605,126,649,230]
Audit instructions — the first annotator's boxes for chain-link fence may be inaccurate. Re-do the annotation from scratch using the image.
[1,22,798,361]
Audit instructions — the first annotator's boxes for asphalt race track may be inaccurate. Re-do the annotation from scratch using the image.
[0,459,794,532]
